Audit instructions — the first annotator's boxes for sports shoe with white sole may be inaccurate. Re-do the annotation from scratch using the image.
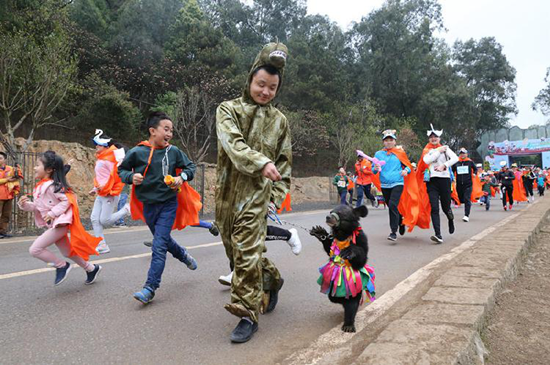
[462,216,469,222]
[96,241,110,254]
[430,235,444,244]
[287,228,302,255]
[219,271,233,286]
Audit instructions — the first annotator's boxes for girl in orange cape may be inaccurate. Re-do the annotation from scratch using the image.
[415,125,459,243]
[18,151,102,286]
[511,165,527,203]
[371,130,421,242]
[90,130,130,254]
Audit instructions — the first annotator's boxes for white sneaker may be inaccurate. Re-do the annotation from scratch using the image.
[218,271,233,286]
[122,203,131,216]
[462,216,469,222]
[96,241,111,254]
[287,228,302,255]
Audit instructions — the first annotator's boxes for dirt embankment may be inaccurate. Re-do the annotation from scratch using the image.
[8,139,331,217]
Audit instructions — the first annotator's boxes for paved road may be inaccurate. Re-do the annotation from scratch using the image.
[0,201,527,364]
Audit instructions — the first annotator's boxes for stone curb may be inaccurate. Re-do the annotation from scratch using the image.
[282,196,550,365]
[354,197,550,364]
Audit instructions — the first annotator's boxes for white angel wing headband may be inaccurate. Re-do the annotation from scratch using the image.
[93,129,112,147]
[426,124,443,137]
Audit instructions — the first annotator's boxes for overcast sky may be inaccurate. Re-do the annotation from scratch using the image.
[307,0,550,128]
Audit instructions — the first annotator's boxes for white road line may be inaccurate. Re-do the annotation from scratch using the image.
[0,241,222,281]
[0,209,329,246]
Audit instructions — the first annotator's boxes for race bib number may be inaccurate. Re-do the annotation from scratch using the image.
[337,180,347,188]
[457,166,469,175]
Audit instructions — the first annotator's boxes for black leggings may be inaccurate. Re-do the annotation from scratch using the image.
[457,184,473,217]
[382,185,404,234]
[427,177,453,236]
[266,225,291,241]
[501,185,514,206]
[524,180,534,197]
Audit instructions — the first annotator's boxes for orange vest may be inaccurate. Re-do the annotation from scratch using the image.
[95,146,124,197]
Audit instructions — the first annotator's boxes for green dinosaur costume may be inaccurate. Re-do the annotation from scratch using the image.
[215,42,292,322]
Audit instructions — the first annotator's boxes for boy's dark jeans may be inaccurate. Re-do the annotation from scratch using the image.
[143,197,188,290]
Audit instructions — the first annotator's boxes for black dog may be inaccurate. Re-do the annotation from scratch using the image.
[310,205,371,332]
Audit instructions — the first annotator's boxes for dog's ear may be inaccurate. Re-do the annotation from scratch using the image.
[353,205,368,218]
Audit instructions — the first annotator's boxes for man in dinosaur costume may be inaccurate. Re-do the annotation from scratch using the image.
[215,42,292,343]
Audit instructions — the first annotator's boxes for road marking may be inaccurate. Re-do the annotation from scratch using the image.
[0,209,330,246]
[0,241,222,281]
[283,203,534,364]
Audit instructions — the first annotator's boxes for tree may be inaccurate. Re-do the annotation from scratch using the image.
[165,0,241,81]
[351,0,445,117]
[532,67,550,121]
[74,74,142,143]
[0,5,78,150]
[153,86,216,163]
[453,37,517,132]
[284,109,329,157]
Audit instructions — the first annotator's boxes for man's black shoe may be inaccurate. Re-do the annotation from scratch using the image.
[448,219,455,235]
[399,224,406,236]
[230,318,258,343]
[265,278,284,313]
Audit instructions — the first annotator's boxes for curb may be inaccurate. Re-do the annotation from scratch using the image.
[282,196,550,364]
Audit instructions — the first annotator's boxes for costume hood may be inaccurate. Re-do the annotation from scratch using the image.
[243,42,289,104]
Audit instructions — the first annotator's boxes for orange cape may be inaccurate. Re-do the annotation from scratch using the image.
[413,143,442,229]
[95,145,124,197]
[277,193,292,214]
[129,141,202,230]
[372,148,421,232]
[35,178,100,261]
[512,172,527,202]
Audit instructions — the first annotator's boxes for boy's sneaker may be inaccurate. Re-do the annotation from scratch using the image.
[55,262,72,286]
[183,252,198,270]
[430,235,444,244]
[387,233,397,242]
[96,241,110,254]
[509,204,513,210]
[219,271,233,286]
[133,286,155,304]
[143,241,152,247]
[462,216,469,222]
[503,205,507,211]
[208,222,220,237]
[287,228,302,255]
[85,264,102,285]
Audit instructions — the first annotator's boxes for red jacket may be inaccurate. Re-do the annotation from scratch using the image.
[355,159,373,185]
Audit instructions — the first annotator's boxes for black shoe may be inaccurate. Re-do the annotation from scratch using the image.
[265,278,284,313]
[85,265,102,285]
[387,233,397,242]
[143,241,152,247]
[230,318,258,343]
[55,262,72,286]
[209,222,219,237]
[430,235,443,244]
[399,225,406,236]
[448,219,455,235]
